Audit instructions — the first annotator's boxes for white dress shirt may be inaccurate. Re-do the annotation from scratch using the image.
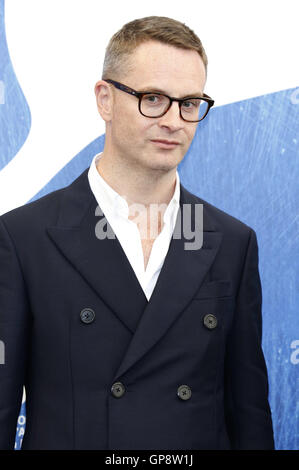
[88,152,180,301]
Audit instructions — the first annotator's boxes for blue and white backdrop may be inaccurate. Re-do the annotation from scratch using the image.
[0,0,298,450]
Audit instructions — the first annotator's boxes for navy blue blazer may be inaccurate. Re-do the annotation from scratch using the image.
[0,168,274,450]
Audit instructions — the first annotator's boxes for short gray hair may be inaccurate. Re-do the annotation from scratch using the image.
[102,16,208,80]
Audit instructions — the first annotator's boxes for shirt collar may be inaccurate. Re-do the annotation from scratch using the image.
[88,152,180,223]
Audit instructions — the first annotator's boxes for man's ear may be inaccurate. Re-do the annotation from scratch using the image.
[94,80,113,121]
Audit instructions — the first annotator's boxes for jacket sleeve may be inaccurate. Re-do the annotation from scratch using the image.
[0,216,31,449]
[224,228,275,449]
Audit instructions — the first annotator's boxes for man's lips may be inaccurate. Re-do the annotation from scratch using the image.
[150,139,180,145]
[150,139,180,150]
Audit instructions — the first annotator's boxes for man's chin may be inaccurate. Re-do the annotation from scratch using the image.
[145,159,181,174]
[148,150,183,171]
[128,146,184,173]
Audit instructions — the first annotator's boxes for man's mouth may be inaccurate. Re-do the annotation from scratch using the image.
[150,139,180,148]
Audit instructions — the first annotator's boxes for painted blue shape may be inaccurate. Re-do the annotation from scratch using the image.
[0,79,5,104]
[0,0,31,171]
[10,85,299,450]
[14,400,26,450]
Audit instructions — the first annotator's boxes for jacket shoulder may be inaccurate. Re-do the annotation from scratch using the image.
[183,185,255,238]
[0,185,66,232]
[0,169,89,232]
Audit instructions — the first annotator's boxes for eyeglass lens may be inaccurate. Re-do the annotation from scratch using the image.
[140,94,209,121]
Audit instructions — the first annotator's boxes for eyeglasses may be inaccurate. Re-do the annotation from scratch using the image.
[103,79,214,122]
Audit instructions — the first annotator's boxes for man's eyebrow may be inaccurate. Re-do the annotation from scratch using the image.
[138,86,204,97]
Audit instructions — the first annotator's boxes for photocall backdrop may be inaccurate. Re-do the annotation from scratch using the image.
[0,0,298,450]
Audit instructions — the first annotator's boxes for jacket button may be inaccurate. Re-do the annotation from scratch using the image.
[111,381,126,398]
[203,314,218,329]
[80,308,95,324]
[177,384,192,401]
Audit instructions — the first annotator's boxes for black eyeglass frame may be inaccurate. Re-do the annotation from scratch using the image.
[103,78,215,122]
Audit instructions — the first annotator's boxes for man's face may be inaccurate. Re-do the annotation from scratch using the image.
[103,40,206,173]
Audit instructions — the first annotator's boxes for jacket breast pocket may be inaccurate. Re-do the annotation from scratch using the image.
[194,280,233,300]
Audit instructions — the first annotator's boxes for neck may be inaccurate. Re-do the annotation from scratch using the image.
[96,150,178,209]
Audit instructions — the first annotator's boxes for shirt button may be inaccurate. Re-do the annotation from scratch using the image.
[203,314,218,329]
[111,381,126,398]
[177,384,192,401]
[80,308,96,324]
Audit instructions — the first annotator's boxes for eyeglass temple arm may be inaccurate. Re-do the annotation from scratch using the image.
[104,79,138,97]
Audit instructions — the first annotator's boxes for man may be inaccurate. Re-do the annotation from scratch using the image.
[0,16,274,450]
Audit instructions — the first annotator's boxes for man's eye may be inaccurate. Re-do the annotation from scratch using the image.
[182,100,199,108]
[144,94,161,104]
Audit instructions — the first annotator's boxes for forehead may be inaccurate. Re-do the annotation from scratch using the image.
[123,40,206,96]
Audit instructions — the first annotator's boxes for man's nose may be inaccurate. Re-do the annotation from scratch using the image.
[157,102,184,130]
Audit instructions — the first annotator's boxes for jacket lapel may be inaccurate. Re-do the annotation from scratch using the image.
[46,168,148,333]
